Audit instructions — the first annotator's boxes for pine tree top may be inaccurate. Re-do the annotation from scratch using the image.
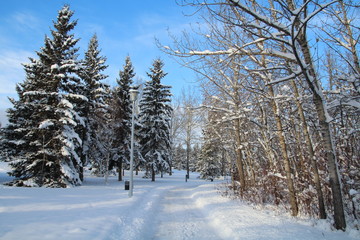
[118,56,135,87]
[53,5,78,36]
[83,34,108,82]
[146,58,167,84]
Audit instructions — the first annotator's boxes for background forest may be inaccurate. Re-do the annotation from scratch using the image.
[165,0,359,231]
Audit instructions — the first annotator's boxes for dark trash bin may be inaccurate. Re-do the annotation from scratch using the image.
[125,180,130,190]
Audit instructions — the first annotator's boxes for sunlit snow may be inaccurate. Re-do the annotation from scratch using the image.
[0,162,358,240]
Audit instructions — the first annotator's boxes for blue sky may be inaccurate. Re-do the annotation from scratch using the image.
[0,0,199,125]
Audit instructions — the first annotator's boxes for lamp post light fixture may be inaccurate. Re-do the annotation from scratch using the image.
[129,87,139,198]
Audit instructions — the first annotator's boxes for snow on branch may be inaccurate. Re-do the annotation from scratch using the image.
[291,0,338,40]
[196,104,233,115]
[327,98,360,111]
[39,120,54,129]
[189,49,236,56]
[266,69,303,86]
[188,47,297,62]
[228,0,291,35]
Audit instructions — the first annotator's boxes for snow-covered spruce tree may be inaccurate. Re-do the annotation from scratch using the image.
[1,59,50,184]
[172,144,186,170]
[110,56,135,181]
[39,5,85,187]
[196,106,225,181]
[2,5,84,187]
[197,128,222,180]
[79,34,109,179]
[138,59,172,181]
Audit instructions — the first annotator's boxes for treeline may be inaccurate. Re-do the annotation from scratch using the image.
[0,5,172,187]
[162,0,359,231]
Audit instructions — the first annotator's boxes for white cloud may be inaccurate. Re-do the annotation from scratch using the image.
[0,50,34,94]
[11,11,41,32]
[0,108,8,127]
[0,96,13,125]
[0,49,33,122]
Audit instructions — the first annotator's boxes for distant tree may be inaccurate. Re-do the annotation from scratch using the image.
[169,96,183,173]
[190,143,201,172]
[89,91,115,178]
[111,56,135,181]
[138,59,172,181]
[197,128,222,180]
[179,88,203,178]
[172,144,186,170]
[79,34,109,178]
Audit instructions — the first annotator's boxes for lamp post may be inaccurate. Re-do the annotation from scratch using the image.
[129,87,139,198]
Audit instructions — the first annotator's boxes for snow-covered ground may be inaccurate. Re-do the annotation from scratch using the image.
[0,162,358,240]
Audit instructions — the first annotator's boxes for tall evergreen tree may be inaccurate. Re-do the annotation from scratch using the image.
[79,34,109,179]
[138,59,172,181]
[1,59,48,185]
[111,56,135,181]
[1,5,84,187]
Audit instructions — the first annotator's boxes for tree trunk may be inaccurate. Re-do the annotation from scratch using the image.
[118,159,122,181]
[186,131,190,178]
[286,0,346,228]
[234,117,246,194]
[258,104,278,172]
[151,166,155,182]
[246,149,256,186]
[295,14,346,231]
[313,93,346,230]
[291,80,327,219]
[268,85,298,216]
[79,166,84,182]
[249,0,298,215]
[221,149,226,176]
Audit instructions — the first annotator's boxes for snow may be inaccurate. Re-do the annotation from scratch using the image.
[59,99,74,109]
[39,120,54,129]
[51,64,59,71]
[265,49,296,61]
[0,162,358,240]
[189,49,236,56]
[349,189,358,196]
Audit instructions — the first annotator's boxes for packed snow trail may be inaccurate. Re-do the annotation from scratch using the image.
[151,182,221,240]
[0,164,358,240]
[105,173,220,240]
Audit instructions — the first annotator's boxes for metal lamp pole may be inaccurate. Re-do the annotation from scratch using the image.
[129,88,139,198]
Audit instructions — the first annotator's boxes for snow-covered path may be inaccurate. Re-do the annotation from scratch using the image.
[106,174,220,240]
[0,163,358,240]
[151,183,220,240]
